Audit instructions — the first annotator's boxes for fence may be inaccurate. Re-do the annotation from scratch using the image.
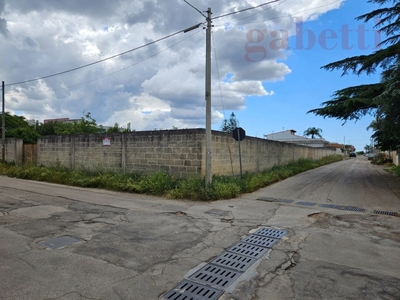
[23,144,37,164]
[36,129,337,177]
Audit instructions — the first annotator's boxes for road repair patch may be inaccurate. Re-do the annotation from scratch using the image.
[10,205,70,219]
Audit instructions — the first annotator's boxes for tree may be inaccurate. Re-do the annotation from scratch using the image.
[35,112,100,136]
[220,112,239,133]
[308,0,400,150]
[72,112,99,134]
[303,127,323,139]
[0,112,39,144]
[106,123,122,133]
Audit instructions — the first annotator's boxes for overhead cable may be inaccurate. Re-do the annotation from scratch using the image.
[183,0,207,18]
[5,24,202,87]
[212,0,280,20]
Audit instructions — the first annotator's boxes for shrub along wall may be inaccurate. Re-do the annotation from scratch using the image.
[37,129,336,177]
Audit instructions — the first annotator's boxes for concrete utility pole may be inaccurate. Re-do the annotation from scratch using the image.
[2,81,5,163]
[205,7,212,187]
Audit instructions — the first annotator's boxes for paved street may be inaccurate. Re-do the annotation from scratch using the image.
[1,156,399,299]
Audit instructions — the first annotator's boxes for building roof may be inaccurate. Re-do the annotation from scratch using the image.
[264,129,330,147]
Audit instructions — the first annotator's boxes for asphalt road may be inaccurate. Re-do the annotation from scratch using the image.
[0,157,399,300]
[247,155,400,211]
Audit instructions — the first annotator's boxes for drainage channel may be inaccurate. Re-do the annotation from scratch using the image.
[161,227,286,300]
[257,197,398,216]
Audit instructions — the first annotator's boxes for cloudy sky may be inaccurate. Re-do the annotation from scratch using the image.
[0,0,381,151]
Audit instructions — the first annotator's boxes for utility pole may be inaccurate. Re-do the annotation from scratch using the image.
[2,81,5,163]
[205,7,212,187]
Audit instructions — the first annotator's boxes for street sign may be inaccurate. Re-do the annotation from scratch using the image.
[232,127,246,178]
[232,127,245,141]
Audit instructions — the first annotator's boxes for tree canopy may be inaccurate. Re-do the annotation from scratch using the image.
[220,112,239,133]
[308,0,400,150]
[0,112,39,144]
[3,112,110,143]
[35,112,100,136]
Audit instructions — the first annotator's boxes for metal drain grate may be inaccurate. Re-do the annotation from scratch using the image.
[39,236,81,250]
[296,201,316,206]
[242,235,279,248]
[373,210,397,216]
[210,252,257,272]
[320,203,343,209]
[276,199,294,203]
[162,280,223,300]
[189,264,241,290]
[253,227,286,239]
[227,241,270,259]
[343,206,365,212]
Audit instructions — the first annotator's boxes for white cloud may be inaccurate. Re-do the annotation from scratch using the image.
[0,0,345,129]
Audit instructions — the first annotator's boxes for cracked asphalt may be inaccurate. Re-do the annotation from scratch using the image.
[1,157,400,299]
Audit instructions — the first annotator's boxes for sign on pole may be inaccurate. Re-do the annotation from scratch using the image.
[232,127,246,177]
[232,127,245,141]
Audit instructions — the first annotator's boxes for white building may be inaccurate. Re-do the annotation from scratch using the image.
[264,129,330,148]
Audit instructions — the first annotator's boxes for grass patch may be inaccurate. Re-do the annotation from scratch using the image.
[0,155,343,201]
[393,166,400,177]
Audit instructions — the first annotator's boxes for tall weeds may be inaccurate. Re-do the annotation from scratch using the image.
[0,155,343,200]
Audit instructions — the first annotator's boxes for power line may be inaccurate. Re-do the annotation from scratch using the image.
[214,0,344,28]
[4,0,301,89]
[182,0,206,18]
[5,26,200,87]
[212,0,280,20]
[231,0,288,23]
[52,29,202,92]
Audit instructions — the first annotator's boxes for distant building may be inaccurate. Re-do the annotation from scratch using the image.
[326,142,347,155]
[264,129,330,148]
[26,119,36,126]
[43,118,80,124]
[43,117,111,132]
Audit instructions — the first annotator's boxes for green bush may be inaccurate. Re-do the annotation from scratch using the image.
[211,181,241,199]
[371,153,392,165]
[166,176,206,200]
[392,166,400,177]
[0,154,344,201]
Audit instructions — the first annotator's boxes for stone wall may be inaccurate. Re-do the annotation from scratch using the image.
[37,129,337,177]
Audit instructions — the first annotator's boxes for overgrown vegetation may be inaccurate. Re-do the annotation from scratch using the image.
[371,152,393,165]
[392,165,400,178]
[1,111,133,144]
[0,155,342,201]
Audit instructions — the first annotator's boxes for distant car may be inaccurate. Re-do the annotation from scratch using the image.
[349,152,356,157]
[367,153,376,160]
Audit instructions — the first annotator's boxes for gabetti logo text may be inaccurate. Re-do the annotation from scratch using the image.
[245,18,381,62]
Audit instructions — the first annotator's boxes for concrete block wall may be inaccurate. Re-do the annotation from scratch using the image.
[124,129,203,176]
[38,134,127,171]
[210,131,336,176]
[38,135,73,168]
[37,129,336,177]
[38,129,205,176]
[4,138,23,164]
